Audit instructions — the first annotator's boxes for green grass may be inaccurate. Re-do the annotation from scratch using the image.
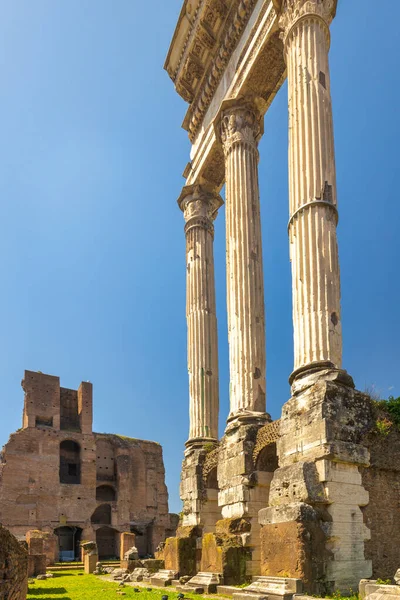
[27,570,197,600]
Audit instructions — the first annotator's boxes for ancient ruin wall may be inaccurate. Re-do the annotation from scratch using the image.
[0,525,28,600]
[0,371,173,560]
[361,421,400,580]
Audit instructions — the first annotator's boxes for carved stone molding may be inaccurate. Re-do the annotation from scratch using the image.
[187,0,259,141]
[218,100,263,156]
[178,184,223,233]
[279,0,336,46]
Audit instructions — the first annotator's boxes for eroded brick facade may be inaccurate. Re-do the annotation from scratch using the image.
[0,370,176,560]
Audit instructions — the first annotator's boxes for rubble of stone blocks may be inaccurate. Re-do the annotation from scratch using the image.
[93,561,115,575]
[360,571,400,600]
[129,568,151,581]
[111,568,130,581]
[124,546,139,561]
[36,573,54,580]
[150,569,179,587]
[232,576,302,600]
[176,571,223,594]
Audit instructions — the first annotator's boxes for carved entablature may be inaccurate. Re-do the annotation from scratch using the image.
[279,0,337,46]
[165,0,262,142]
[165,0,229,105]
[178,184,223,233]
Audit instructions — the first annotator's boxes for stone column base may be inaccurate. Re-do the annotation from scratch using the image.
[217,418,272,578]
[259,503,329,593]
[261,372,373,595]
[180,442,219,531]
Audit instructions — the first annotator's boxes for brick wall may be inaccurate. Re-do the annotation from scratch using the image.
[0,524,28,600]
[361,423,400,579]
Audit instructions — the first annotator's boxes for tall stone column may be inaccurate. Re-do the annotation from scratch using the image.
[259,3,372,593]
[178,185,223,534]
[282,0,342,382]
[210,100,269,579]
[179,184,222,444]
[219,99,267,423]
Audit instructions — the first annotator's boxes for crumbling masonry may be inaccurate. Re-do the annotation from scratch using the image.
[0,370,177,561]
[163,0,400,595]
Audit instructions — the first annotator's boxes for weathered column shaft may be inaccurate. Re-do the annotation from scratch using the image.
[179,185,222,441]
[282,0,342,375]
[220,102,266,419]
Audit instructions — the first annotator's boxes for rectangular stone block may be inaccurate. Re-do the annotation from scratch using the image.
[325,560,372,592]
[26,535,44,556]
[181,572,223,593]
[28,554,47,577]
[316,460,362,485]
[164,536,197,576]
[84,553,98,574]
[217,585,238,596]
[259,521,326,594]
[150,569,178,587]
[359,580,378,600]
[327,504,364,524]
[120,532,136,560]
[219,486,250,505]
[324,481,369,506]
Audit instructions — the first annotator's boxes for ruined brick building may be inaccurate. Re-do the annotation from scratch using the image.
[0,370,177,561]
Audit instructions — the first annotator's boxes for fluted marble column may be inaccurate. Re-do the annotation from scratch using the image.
[179,185,223,444]
[219,100,267,422]
[280,0,342,381]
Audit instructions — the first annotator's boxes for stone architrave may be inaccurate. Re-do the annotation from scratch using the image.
[218,99,267,425]
[179,184,223,444]
[281,0,342,382]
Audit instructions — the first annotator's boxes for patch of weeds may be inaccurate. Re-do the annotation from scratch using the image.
[376,579,391,585]
[326,588,359,600]
[375,417,393,436]
[203,442,216,454]
[372,394,400,434]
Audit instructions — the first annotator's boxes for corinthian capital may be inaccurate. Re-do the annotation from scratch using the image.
[279,0,337,45]
[217,98,263,156]
[178,184,223,233]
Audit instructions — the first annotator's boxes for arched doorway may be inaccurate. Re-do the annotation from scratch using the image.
[54,526,82,562]
[91,504,111,525]
[96,526,119,559]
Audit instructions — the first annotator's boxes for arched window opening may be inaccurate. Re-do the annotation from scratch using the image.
[59,440,81,484]
[91,503,112,525]
[96,485,116,502]
[255,442,279,473]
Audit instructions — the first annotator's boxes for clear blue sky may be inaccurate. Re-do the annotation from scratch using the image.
[0,1,398,514]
